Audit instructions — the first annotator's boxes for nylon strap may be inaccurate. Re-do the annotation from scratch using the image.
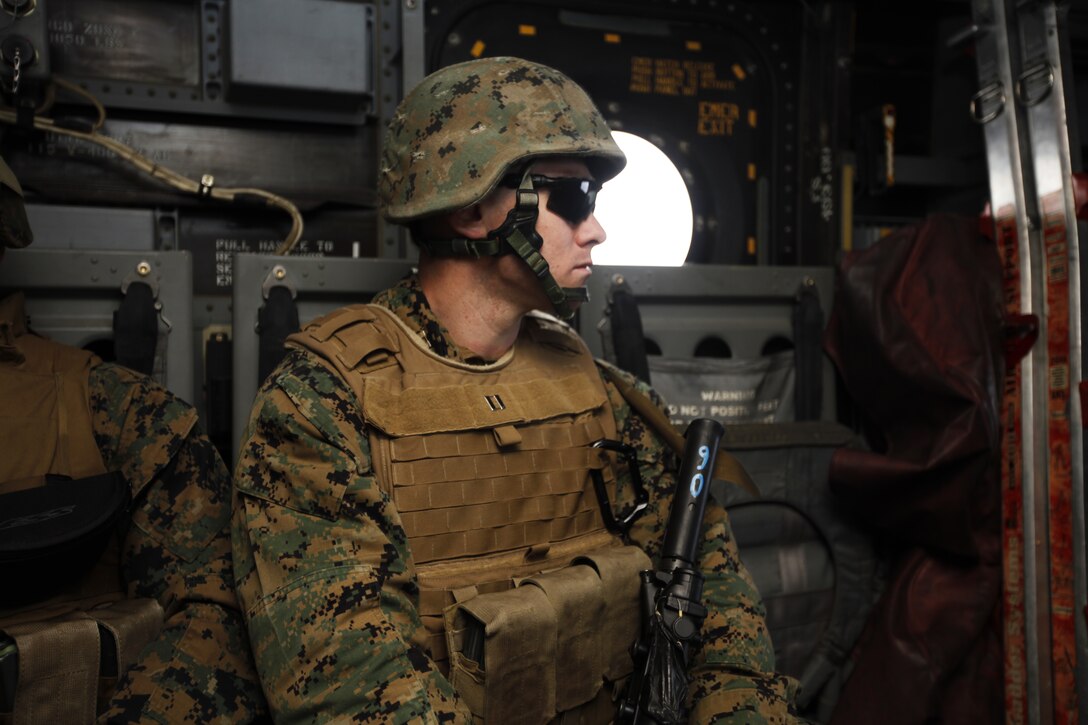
[501,224,585,321]
[392,440,605,488]
[409,509,600,564]
[420,237,506,259]
[400,491,590,541]
[390,417,606,464]
[418,171,587,320]
[598,364,760,498]
[363,371,605,437]
[395,468,592,513]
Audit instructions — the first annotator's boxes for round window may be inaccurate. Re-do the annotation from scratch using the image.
[593,131,693,267]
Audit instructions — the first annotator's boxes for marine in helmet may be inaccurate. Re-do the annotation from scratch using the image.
[380,55,625,324]
[0,157,268,723]
[233,57,798,722]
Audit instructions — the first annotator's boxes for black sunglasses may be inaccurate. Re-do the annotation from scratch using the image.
[503,174,602,225]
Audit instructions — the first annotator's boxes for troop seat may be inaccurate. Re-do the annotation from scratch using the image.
[578,264,877,722]
[578,264,836,424]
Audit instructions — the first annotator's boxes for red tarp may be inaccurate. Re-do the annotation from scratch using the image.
[825,214,1005,724]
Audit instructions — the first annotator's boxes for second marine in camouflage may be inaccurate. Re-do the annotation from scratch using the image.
[233,56,799,723]
[0,157,267,724]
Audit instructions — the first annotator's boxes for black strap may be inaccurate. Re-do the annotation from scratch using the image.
[420,172,585,321]
[420,237,506,258]
[605,277,651,384]
[112,281,158,375]
[203,331,232,463]
[792,283,824,421]
[258,285,300,383]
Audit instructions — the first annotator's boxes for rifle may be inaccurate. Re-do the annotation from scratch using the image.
[617,417,724,724]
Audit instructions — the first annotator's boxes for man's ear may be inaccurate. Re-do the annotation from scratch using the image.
[447,203,491,239]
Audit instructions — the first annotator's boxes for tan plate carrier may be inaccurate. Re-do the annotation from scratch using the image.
[289,304,653,724]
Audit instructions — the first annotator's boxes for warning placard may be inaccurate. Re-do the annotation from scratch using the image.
[648,352,795,428]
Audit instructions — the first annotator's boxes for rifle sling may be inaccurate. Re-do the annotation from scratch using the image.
[599,366,760,498]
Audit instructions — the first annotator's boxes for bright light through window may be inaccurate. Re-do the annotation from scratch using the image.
[592,131,693,267]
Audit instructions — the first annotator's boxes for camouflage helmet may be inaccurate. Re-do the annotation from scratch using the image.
[0,155,31,249]
[379,56,626,223]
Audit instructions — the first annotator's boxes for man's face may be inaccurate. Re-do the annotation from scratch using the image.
[480,158,608,312]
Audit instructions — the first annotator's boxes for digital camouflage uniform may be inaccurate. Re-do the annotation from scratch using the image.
[0,157,267,722]
[0,294,269,724]
[86,361,269,724]
[232,274,799,723]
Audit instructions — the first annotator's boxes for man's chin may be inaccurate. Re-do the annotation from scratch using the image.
[552,294,586,320]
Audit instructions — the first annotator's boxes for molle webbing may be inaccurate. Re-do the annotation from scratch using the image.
[288,305,617,566]
[363,370,606,436]
[352,306,616,565]
[389,414,611,564]
[0,597,163,724]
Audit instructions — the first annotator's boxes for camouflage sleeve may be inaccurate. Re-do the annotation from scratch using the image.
[600,364,800,724]
[231,349,472,724]
[88,363,267,723]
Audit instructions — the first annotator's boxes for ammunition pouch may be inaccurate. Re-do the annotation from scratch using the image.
[445,545,650,724]
[0,597,163,724]
[0,471,163,723]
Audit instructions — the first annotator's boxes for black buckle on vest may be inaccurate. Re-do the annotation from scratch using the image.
[590,439,649,537]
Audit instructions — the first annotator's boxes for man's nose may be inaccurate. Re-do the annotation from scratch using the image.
[580,213,607,246]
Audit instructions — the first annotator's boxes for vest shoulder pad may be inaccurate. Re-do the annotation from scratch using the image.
[287,304,400,372]
[4,332,100,373]
[297,305,378,343]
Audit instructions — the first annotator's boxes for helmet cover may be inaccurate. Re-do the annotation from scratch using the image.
[380,56,626,223]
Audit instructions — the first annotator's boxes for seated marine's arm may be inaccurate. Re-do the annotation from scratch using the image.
[600,364,800,724]
[232,348,472,724]
[88,363,267,723]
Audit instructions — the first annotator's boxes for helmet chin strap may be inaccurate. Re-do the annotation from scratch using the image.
[418,170,588,321]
